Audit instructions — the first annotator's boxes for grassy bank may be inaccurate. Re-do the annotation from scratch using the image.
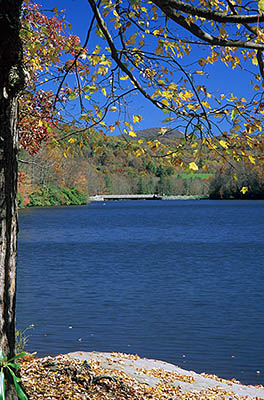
[18,184,88,208]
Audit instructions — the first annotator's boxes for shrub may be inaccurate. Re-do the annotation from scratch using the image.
[28,185,88,207]
[17,191,23,208]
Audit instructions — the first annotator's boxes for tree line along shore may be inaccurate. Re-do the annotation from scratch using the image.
[18,129,264,207]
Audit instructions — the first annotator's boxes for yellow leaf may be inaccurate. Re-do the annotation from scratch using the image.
[159,127,168,134]
[219,27,226,36]
[161,99,169,107]
[155,46,163,56]
[201,101,211,109]
[102,88,107,96]
[128,130,137,137]
[38,120,43,127]
[240,186,248,195]
[231,125,241,133]
[68,138,75,144]
[219,140,228,149]
[198,58,206,67]
[98,66,108,75]
[133,114,143,123]
[259,0,264,14]
[252,57,258,66]
[128,32,137,44]
[189,162,198,171]
[120,75,129,80]
[231,109,237,120]
[249,155,255,164]
[233,173,238,182]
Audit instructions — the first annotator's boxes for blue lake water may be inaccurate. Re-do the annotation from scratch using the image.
[17,200,264,385]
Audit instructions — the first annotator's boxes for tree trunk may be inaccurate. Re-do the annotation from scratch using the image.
[0,1,25,398]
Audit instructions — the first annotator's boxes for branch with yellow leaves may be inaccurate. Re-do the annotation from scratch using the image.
[151,9,264,50]
[87,0,190,117]
[152,0,264,24]
[145,0,264,50]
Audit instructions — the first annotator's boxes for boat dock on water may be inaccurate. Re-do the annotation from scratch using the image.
[88,194,162,201]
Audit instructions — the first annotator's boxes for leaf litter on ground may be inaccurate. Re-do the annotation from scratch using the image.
[19,353,264,400]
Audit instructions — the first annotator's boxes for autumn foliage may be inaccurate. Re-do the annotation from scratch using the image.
[19,0,264,191]
[19,1,81,154]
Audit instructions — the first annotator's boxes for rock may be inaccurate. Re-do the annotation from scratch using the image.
[68,351,264,399]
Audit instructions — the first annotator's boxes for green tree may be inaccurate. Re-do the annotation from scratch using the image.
[104,173,113,193]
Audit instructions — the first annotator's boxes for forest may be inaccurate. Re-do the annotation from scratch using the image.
[18,126,264,206]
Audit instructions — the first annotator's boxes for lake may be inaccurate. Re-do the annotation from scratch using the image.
[17,200,264,385]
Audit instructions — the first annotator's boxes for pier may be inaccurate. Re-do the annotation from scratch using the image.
[88,194,162,201]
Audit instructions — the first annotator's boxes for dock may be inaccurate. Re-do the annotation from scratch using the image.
[88,194,162,201]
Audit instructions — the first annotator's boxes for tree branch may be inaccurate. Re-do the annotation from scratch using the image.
[224,0,257,36]
[152,0,264,24]
[87,0,188,116]
[53,9,97,108]
[157,11,264,50]
[257,49,264,80]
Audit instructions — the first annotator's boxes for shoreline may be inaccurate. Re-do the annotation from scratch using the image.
[69,352,264,398]
[20,351,264,399]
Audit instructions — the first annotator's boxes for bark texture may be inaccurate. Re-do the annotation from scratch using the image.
[0,1,25,398]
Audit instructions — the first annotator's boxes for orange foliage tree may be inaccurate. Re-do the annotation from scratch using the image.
[0,2,82,397]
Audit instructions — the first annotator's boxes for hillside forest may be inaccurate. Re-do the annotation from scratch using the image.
[18,126,264,207]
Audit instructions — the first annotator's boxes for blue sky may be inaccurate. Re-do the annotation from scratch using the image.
[38,0,258,133]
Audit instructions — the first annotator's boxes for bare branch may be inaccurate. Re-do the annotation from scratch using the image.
[53,10,97,108]
[57,88,137,141]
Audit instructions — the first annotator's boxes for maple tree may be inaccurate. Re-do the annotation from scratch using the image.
[19,1,84,154]
[0,2,83,398]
